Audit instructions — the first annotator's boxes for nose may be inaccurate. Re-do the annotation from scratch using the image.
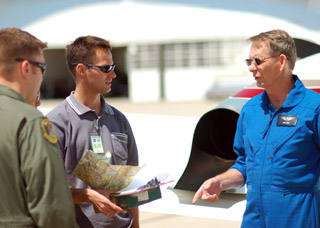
[248,62,257,73]
[108,70,116,79]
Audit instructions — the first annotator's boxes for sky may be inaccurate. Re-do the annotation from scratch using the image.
[0,0,320,31]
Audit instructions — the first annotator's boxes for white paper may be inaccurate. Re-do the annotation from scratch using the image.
[117,163,170,194]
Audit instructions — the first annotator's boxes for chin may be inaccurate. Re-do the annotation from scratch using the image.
[256,82,265,88]
[102,88,111,95]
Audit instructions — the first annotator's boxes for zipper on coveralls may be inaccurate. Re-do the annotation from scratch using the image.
[260,109,278,227]
[262,111,275,139]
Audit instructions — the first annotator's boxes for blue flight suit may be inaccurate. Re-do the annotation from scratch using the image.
[231,75,320,228]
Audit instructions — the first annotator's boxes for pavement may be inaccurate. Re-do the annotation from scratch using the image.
[40,97,243,228]
[140,211,241,228]
[40,97,226,117]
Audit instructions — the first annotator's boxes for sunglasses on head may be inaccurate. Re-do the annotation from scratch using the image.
[15,58,47,74]
[72,63,116,73]
[245,55,279,66]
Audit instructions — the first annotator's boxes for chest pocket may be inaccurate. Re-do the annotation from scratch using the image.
[111,132,128,164]
[271,126,304,155]
[243,130,261,184]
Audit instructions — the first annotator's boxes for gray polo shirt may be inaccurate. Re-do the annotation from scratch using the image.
[47,92,138,228]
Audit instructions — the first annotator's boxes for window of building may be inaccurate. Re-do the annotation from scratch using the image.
[130,40,247,69]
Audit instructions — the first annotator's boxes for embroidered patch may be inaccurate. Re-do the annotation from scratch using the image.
[41,118,58,144]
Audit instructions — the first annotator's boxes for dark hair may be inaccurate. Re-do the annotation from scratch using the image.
[0,28,47,75]
[249,29,297,70]
[66,36,112,79]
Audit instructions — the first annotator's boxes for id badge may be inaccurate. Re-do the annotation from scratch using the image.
[89,132,105,154]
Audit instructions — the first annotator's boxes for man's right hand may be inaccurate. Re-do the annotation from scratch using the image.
[192,169,244,205]
[192,177,223,204]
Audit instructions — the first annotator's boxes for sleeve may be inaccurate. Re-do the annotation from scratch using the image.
[49,119,67,163]
[230,111,247,182]
[46,109,68,164]
[18,117,78,228]
[315,106,320,150]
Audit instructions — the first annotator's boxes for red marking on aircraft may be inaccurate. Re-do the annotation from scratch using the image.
[232,81,320,98]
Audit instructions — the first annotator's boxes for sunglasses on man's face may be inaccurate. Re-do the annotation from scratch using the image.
[15,58,47,74]
[245,55,279,66]
[72,63,116,73]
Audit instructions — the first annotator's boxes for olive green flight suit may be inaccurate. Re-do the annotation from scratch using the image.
[0,85,78,228]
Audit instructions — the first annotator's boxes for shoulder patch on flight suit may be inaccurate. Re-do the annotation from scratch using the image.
[41,118,58,144]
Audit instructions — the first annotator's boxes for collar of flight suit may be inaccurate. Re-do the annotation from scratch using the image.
[0,84,26,103]
[261,74,305,111]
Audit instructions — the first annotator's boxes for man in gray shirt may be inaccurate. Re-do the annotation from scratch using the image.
[47,36,139,228]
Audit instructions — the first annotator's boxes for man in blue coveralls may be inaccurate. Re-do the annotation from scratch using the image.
[193,29,320,227]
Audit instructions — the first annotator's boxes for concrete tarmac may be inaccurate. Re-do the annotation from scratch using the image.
[140,211,241,228]
[40,97,243,228]
[40,97,226,117]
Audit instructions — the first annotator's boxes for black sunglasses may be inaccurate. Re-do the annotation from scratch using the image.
[245,55,279,66]
[15,58,47,74]
[72,63,116,73]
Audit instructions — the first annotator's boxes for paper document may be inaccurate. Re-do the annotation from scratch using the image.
[73,150,171,192]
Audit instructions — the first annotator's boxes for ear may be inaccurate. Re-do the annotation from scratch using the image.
[20,60,30,80]
[279,54,287,72]
[76,64,86,75]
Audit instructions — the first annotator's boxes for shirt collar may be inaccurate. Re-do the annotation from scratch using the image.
[261,74,305,110]
[66,91,114,116]
[282,75,305,108]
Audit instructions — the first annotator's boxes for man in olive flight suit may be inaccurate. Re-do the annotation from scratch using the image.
[0,28,78,227]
